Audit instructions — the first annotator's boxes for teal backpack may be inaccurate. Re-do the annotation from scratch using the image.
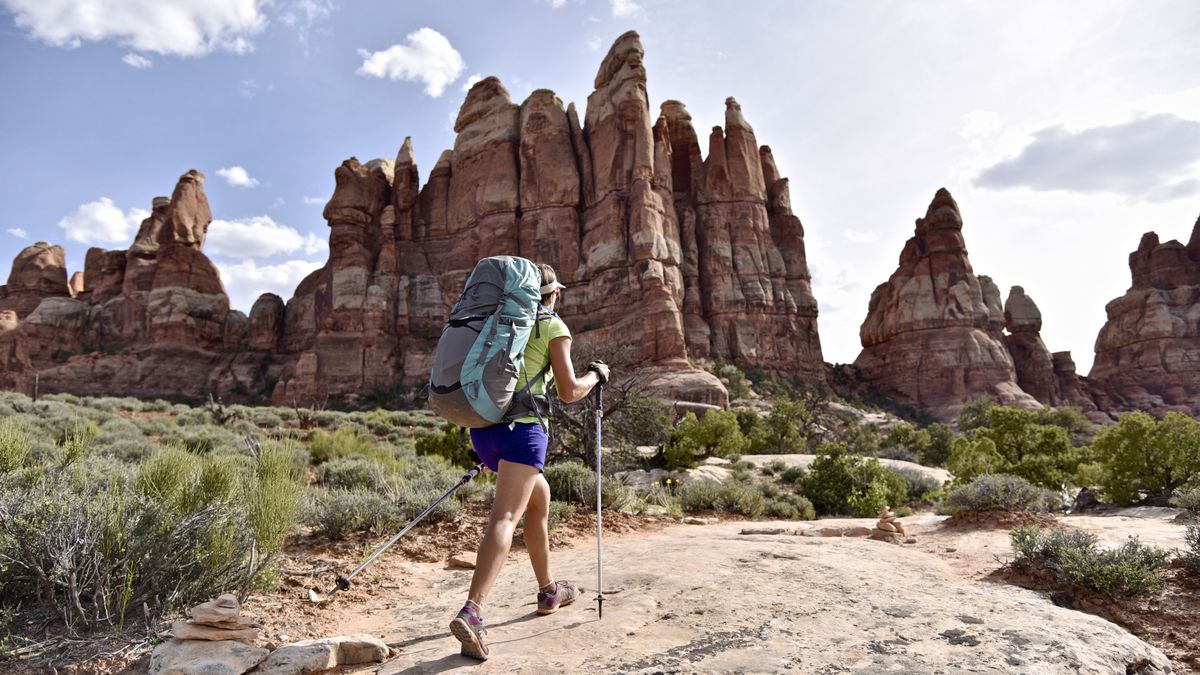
[428,256,553,428]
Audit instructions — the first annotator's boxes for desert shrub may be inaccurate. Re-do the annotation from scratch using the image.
[799,443,908,517]
[874,444,917,464]
[303,488,397,539]
[0,444,299,630]
[664,410,748,470]
[308,427,377,464]
[1181,525,1200,574]
[251,410,283,428]
[318,457,388,491]
[1009,526,1171,596]
[764,492,815,520]
[942,474,1059,514]
[1170,486,1200,514]
[162,425,239,455]
[947,437,1003,483]
[759,460,788,477]
[892,467,942,501]
[780,466,806,484]
[414,423,476,469]
[544,461,594,504]
[547,501,575,531]
[676,479,765,518]
[1092,412,1200,505]
[748,395,818,454]
[880,423,956,467]
[969,407,1081,489]
[0,418,29,473]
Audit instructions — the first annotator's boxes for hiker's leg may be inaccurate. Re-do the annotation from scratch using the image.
[524,473,553,589]
[468,459,540,607]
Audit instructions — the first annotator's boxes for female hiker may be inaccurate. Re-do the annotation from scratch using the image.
[449,263,610,661]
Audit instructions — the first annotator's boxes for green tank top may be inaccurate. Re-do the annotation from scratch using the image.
[515,314,570,425]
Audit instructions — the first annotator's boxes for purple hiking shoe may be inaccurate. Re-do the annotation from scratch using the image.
[537,580,580,615]
[449,603,489,660]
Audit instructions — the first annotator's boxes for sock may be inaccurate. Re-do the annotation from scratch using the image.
[539,581,557,594]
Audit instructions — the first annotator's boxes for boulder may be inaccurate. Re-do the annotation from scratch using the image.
[170,621,257,644]
[148,639,267,675]
[253,634,389,675]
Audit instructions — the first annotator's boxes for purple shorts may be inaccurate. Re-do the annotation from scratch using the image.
[469,422,548,472]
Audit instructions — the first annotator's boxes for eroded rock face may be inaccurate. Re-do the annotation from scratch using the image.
[1089,217,1200,415]
[271,31,823,405]
[8,171,281,401]
[0,242,70,318]
[854,189,1038,421]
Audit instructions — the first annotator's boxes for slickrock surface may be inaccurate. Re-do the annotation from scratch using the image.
[854,189,1039,421]
[373,520,1170,673]
[1089,216,1200,416]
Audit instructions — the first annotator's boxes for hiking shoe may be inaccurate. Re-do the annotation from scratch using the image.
[537,581,580,615]
[449,604,489,660]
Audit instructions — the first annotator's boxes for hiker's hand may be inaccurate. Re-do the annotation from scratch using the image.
[586,361,609,385]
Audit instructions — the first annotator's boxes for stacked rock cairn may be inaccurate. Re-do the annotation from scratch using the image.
[172,593,258,643]
[870,507,906,543]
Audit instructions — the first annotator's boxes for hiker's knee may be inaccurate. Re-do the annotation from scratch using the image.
[526,478,550,519]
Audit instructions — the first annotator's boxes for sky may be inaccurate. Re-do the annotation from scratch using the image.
[1,0,1198,374]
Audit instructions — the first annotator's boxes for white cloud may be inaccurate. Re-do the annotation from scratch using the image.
[462,73,482,92]
[271,196,285,208]
[216,166,260,188]
[213,258,324,313]
[356,27,465,98]
[586,36,602,51]
[975,114,1200,201]
[302,196,326,205]
[6,228,28,239]
[207,215,328,259]
[57,198,148,244]
[610,0,642,18]
[549,0,566,7]
[1,0,268,57]
[121,52,152,68]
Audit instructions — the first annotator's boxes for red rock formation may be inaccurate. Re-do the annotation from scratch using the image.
[854,189,1038,421]
[0,242,70,317]
[0,310,32,393]
[1002,286,1101,415]
[1089,216,1200,415]
[271,31,824,406]
[3,33,825,408]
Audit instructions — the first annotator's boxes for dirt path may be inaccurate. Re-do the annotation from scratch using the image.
[344,517,1178,674]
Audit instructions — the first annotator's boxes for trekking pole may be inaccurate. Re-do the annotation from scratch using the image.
[594,383,604,619]
[312,462,485,603]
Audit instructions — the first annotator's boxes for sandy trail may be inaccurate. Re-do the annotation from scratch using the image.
[346,515,1184,674]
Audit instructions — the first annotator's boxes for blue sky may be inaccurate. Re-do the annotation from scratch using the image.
[1,1,1199,372]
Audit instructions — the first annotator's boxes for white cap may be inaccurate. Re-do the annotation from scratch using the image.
[539,280,565,294]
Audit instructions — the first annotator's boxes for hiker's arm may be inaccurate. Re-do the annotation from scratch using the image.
[548,336,599,404]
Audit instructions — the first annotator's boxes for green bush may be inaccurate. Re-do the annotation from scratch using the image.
[1170,486,1200,514]
[942,474,1060,514]
[780,465,806,484]
[759,460,788,477]
[1009,526,1171,596]
[748,395,817,454]
[677,479,765,518]
[547,501,575,531]
[892,467,942,501]
[799,443,908,517]
[318,457,388,491]
[0,418,29,473]
[309,427,378,464]
[970,407,1081,489]
[1093,412,1200,505]
[303,488,398,539]
[664,410,748,470]
[544,461,595,504]
[880,423,956,467]
[414,423,476,469]
[947,437,1003,483]
[1181,525,1200,574]
[763,492,815,520]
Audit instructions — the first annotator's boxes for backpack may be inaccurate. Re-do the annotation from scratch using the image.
[428,256,555,428]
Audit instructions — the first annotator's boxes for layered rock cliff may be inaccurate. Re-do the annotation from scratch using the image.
[853,189,1039,420]
[0,32,825,407]
[1089,217,1200,415]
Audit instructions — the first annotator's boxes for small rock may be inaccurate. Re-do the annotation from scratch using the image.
[171,620,258,644]
[739,527,792,536]
[449,552,477,569]
[643,504,669,517]
[876,521,897,533]
[189,593,242,626]
[843,526,873,537]
[682,516,713,525]
[957,615,985,625]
